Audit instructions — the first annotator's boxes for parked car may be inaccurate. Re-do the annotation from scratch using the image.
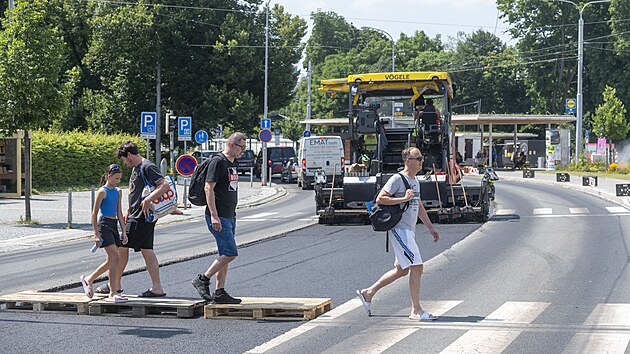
[235,149,256,175]
[280,157,298,183]
[254,146,297,178]
[192,150,219,163]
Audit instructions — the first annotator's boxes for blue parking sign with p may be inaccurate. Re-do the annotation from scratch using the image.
[178,116,192,141]
[140,112,157,139]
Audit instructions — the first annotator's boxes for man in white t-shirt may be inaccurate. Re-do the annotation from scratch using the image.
[357,147,440,321]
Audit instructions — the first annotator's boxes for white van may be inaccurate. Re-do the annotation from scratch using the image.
[298,136,344,189]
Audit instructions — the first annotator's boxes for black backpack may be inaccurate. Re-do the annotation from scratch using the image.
[188,157,213,206]
[368,173,412,232]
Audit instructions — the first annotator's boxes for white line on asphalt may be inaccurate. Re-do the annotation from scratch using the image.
[569,208,590,214]
[495,209,516,215]
[563,304,630,354]
[320,301,462,354]
[0,229,85,244]
[606,207,629,213]
[440,302,549,354]
[241,212,279,219]
[245,299,362,353]
[533,208,553,215]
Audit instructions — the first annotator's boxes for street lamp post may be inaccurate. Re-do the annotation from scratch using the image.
[262,0,271,186]
[553,0,611,160]
[362,26,395,118]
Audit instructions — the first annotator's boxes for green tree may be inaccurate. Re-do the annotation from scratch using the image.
[591,85,628,140]
[0,0,70,220]
[610,0,630,54]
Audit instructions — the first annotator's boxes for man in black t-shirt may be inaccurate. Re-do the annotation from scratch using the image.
[116,141,170,298]
[192,132,247,304]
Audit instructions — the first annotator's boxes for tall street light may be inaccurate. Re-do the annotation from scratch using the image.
[262,0,271,186]
[553,0,611,160]
[362,26,396,118]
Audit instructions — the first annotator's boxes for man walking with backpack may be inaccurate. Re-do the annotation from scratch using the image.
[357,147,440,320]
[192,132,247,304]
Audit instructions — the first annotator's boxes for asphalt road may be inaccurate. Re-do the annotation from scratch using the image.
[2,179,630,353]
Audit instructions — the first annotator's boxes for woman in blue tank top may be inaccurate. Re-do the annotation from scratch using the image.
[80,164,128,302]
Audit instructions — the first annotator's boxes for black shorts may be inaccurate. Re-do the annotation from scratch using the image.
[98,217,121,248]
[123,218,156,252]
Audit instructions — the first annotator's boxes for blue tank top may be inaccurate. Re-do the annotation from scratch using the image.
[100,186,119,217]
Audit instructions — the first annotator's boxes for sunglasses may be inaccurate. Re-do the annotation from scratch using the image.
[234,142,246,149]
[407,156,424,161]
[109,164,122,173]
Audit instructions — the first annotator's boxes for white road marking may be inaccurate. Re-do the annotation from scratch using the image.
[320,301,462,354]
[563,304,630,353]
[607,207,629,213]
[495,209,516,215]
[569,208,590,214]
[441,302,549,354]
[583,304,630,326]
[533,208,553,215]
[562,333,630,354]
[245,299,362,353]
[241,212,279,219]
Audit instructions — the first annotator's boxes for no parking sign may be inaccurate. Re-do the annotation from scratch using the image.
[176,154,197,176]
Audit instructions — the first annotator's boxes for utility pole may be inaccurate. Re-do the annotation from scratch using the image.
[156,64,161,166]
[306,60,312,133]
[262,0,271,186]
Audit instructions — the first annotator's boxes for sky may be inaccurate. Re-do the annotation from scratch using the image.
[272,0,515,46]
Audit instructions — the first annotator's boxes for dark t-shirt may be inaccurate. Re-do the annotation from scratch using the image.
[128,158,164,220]
[205,153,238,218]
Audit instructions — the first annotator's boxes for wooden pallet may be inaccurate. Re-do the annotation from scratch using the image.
[89,296,206,318]
[0,290,93,315]
[204,297,333,321]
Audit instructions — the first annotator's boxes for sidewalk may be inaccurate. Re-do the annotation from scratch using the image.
[468,168,630,209]
[0,180,286,253]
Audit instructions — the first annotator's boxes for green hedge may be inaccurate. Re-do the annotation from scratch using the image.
[32,130,146,190]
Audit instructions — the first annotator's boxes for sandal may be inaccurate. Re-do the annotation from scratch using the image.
[95,284,123,294]
[80,275,93,298]
[104,295,129,303]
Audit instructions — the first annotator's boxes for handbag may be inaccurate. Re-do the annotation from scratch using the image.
[369,172,412,232]
[139,165,178,220]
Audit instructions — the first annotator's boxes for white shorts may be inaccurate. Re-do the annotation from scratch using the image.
[390,228,423,269]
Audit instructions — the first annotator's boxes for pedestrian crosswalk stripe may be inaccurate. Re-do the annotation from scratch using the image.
[495,209,516,215]
[440,329,521,354]
[483,301,550,324]
[563,304,630,354]
[241,212,278,219]
[562,333,630,354]
[319,301,462,354]
[569,208,590,214]
[606,207,628,213]
[533,208,552,215]
[441,302,549,354]
[583,303,630,326]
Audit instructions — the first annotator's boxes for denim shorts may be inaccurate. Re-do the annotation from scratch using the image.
[205,213,238,257]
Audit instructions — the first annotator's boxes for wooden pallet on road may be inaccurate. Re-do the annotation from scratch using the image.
[0,290,93,315]
[89,296,206,318]
[204,297,333,321]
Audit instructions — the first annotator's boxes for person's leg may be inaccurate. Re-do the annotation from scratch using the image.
[86,260,109,285]
[409,264,424,314]
[117,247,129,290]
[104,244,120,297]
[206,255,236,289]
[141,248,164,294]
[362,265,408,302]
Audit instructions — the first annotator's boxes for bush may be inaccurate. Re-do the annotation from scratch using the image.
[32,130,146,190]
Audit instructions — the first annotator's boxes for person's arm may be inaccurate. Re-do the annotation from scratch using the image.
[204,181,221,232]
[417,200,439,242]
[140,177,170,218]
[91,189,105,246]
[117,189,127,245]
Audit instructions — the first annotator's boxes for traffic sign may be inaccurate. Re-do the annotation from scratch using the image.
[303,130,311,138]
[140,112,157,139]
[565,98,576,115]
[178,116,192,141]
[176,154,197,176]
[259,129,272,143]
[261,118,271,130]
[195,130,209,144]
